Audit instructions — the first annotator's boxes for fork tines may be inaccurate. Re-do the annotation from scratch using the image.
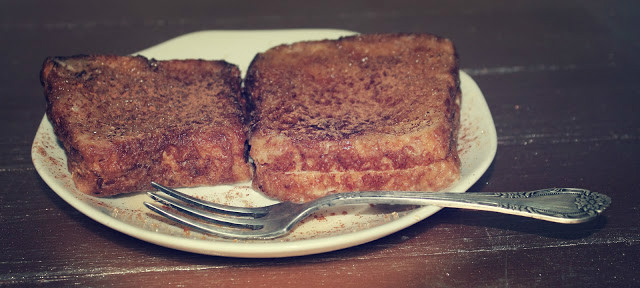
[144,182,269,234]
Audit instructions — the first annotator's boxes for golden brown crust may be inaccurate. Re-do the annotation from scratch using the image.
[253,157,460,203]
[246,33,461,202]
[41,55,251,196]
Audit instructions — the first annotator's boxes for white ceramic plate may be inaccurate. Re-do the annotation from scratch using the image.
[31,29,497,258]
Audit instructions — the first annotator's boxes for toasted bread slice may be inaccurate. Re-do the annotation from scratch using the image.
[41,55,251,196]
[245,33,461,202]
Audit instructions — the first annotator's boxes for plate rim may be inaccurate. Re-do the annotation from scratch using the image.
[31,29,497,258]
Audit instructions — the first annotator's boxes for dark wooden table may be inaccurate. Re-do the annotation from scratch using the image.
[2,1,639,287]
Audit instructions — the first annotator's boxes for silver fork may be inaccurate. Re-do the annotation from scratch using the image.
[143,182,610,240]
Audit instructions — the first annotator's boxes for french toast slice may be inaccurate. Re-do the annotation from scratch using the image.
[41,55,251,196]
[245,33,461,202]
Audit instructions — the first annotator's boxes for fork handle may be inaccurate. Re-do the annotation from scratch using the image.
[319,188,610,224]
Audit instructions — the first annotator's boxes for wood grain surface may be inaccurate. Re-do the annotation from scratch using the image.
[1,0,639,287]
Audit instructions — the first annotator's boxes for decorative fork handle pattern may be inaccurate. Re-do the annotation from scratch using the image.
[321,188,611,224]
